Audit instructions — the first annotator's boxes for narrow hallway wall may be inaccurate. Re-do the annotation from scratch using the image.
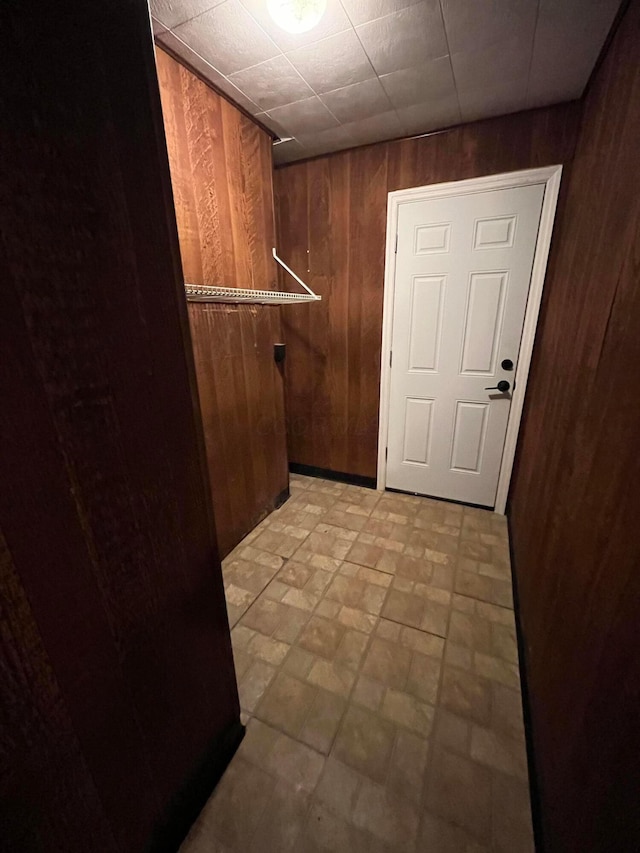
[0,3,239,850]
[509,1,640,849]
[157,49,288,557]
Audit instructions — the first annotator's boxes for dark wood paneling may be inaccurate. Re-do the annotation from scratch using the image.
[509,2,640,850]
[274,103,580,479]
[0,2,238,850]
[157,49,288,557]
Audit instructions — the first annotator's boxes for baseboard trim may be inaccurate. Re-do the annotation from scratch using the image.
[148,717,245,853]
[289,462,377,490]
[507,515,545,853]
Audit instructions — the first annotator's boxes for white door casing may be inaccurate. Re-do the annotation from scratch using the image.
[378,167,563,513]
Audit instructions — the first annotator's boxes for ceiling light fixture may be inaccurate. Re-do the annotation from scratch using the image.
[267,0,327,33]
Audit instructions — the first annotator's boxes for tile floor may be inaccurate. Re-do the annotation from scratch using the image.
[181,474,534,853]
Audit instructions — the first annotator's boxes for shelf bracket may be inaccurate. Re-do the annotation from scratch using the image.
[272,248,320,300]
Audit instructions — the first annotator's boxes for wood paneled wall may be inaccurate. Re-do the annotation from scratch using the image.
[157,49,288,557]
[0,3,239,852]
[274,104,580,479]
[509,2,640,850]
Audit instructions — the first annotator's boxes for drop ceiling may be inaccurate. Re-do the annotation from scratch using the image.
[151,0,621,165]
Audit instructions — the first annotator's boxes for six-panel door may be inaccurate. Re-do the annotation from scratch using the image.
[386,184,545,506]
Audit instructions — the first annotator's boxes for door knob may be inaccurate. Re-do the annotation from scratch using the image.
[485,380,510,393]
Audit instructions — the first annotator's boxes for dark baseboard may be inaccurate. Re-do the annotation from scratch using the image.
[148,717,245,853]
[289,462,377,490]
[506,515,545,853]
[275,486,290,509]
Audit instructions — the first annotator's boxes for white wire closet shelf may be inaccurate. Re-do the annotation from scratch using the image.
[185,249,321,305]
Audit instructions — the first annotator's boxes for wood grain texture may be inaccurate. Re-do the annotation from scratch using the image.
[274,103,580,479]
[0,2,238,850]
[157,49,288,557]
[509,2,640,850]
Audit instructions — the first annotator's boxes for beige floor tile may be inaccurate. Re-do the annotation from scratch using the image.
[448,609,493,653]
[246,632,290,666]
[325,574,366,608]
[279,560,314,588]
[380,687,434,737]
[296,803,391,853]
[474,652,520,689]
[307,658,356,698]
[238,659,277,712]
[266,731,326,793]
[255,671,317,737]
[491,682,525,740]
[301,689,347,754]
[213,478,531,853]
[304,531,353,561]
[491,621,519,663]
[406,651,441,704]
[282,645,316,679]
[272,605,310,643]
[424,747,492,843]
[353,778,419,848]
[433,708,472,755]
[334,629,369,671]
[336,605,377,634]
[248,779,311,852]
[470,724,529,780]
[361,637,412,689]
[492,773,535,853]
[236,717,280,770]
[237,545,284,571]
[418,812,489,852]
[352,674,386,712]
[440,666,492,725]
[333,705,395,782]
[314,756,363,821]
[298,614,346,659]
[455,569,513,608]
[191,756,272,850]
[387,729,430,805]
[239,598,287,636]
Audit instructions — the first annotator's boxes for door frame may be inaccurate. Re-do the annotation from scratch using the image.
[377,165,563,514]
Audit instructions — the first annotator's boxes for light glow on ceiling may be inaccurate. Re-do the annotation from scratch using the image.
[267,0,327,34]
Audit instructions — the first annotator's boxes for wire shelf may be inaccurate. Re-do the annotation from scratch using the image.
[184,248,321,305]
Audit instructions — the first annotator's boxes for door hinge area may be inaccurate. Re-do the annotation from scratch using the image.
[389,350,393,368]
[385,447,388,460]
[395,233,398,253]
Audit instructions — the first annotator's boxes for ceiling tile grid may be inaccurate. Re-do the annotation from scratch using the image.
[151,0,622,164]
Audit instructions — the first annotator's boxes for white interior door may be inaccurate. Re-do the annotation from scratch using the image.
[386,183,545,507]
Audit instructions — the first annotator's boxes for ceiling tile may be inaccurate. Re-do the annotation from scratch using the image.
[273,138,306,165]
[319,77,393,122]
[156,31,261,112]
[266,95,341,135]
[527,0,621,106]
[451,34,532,93]
[339,0,425,27]
[239,0,351,52]
[172,0,280,76]
[151,16,168,35]
[457,75,529,123]
[440,0,537,55]
[286,29,376,94]
[150,0,226,29]
[229,55,313,110]
[296,125,358,157]
[342,108,404,146]
[380,56,456,108]
[356,3,449,76]
[396,95,461,135]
